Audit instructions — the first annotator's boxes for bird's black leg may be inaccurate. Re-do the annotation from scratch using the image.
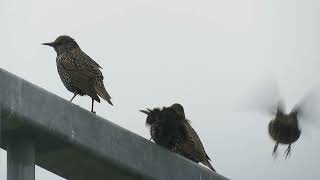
[272,141,279,158]
[70,93,77,102]
[149,132,155,141]
[91,98,96,114]
[285,144,291,159]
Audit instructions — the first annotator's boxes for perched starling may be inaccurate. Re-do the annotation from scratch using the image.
[268,102,301,158]
[140,103,216,171]
[43,35,113,113]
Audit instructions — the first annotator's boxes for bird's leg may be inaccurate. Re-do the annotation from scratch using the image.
[91,98,96,114]
[285,144,291,159]
[272,141,279,158]
[70,93,77,102]
[149,134,154,141]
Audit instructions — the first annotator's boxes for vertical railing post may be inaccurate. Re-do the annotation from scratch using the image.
[7,135,35,180]
[0,104,1,150]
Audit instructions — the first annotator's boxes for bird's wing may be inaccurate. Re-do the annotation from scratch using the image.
[60,51,102,101]
[72,48,102,68]
[71,49,113,105]
[186,123,211,161]
[292,87,320,128]
[70,49,104,78]
[173,123,204,163]
[184,123,216,171]
[177,135,200,162]
[238,76,281,118]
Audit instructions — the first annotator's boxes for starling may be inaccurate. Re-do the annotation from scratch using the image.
[42,35,113,113]
[265,91,320,158]
[140,103,216,171]
[246,78,320,158]
[268,102,301,158]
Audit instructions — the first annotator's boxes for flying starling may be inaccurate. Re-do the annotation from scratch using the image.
[42,35,113,113]
[268,101,301,158]
[244,78,320,158]
[140,103,216,171]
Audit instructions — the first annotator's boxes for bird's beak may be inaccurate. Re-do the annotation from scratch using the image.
[42,42,55,47]
[139,109,150,115]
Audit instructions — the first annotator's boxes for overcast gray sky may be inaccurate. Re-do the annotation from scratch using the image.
[1,0,320,179]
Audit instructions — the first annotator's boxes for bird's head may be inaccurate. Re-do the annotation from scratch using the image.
[42,35,79,53]
[160,106,186,125]
[170,103,185,118]
[158,107,188,140]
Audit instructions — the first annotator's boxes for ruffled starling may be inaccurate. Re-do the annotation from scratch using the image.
[140,103,216,171]
[43,35,113,113]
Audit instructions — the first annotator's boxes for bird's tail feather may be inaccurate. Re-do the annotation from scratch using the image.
[203,159,216,172]
[95,81,113,105]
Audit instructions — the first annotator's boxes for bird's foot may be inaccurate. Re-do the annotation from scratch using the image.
[284,145,291,159]
[272,150,278,159]
[70,94,77,102]
[272,142,279,159]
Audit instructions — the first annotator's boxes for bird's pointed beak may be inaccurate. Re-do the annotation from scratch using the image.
[42,42,55,47]
[139,109,150,115]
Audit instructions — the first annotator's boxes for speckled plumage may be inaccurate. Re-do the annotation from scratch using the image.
[43,35,113,113]
[141,103,215,171]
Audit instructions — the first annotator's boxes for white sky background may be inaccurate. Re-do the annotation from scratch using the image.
[1,0,320,179]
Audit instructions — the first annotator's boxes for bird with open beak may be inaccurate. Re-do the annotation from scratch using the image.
[140,103,216,171]
[42,35,113,113]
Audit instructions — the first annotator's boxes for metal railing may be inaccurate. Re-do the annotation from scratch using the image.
[0,68,229,180]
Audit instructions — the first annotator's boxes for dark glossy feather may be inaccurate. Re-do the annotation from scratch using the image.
[141,104,216,171]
